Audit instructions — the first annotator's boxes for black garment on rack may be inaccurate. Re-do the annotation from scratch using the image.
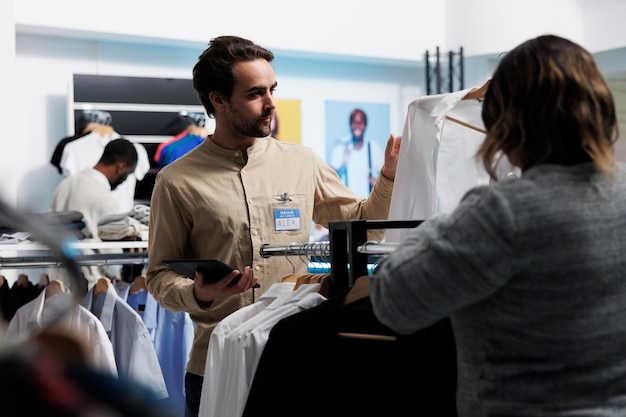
[0,278,19,322]
[50,132,90,174]
[243,287,457,417]
[11,281,38,309]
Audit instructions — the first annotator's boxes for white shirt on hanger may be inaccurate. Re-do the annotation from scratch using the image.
[387,87,516,243]
[80,282,169,400]
[5,288,118,376]
[200,282,327,417]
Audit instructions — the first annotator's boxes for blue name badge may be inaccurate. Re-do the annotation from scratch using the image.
[274,208,301,231]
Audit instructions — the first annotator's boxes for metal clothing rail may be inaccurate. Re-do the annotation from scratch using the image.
[357,241,401,255]
[0,240,149,269]
[0,252,149,269]
[259,241,330,259]
[259,219,423,296]
[0,240,149,252]
[329,219,423,294]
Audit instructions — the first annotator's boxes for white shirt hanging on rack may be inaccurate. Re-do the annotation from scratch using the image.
[4,287,118,376]
[387,86,516,243]
[200,282,326,417]
[80,282,169,400]
[59,130,150,212]
[121,283,194,416]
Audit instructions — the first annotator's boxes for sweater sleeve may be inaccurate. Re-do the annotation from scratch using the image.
[369,185,516,334]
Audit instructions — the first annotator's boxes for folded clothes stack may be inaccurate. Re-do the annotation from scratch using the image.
[98,204,150,241]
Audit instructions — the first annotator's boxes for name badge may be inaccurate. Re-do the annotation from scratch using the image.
[274,208,301,231]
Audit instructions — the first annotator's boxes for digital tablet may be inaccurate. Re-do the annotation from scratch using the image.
[162,259,242,285]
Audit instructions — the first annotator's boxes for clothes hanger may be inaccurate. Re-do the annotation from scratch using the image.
[16,273,30,287]
[82,109,112,126]
[129,275,146,295]
[39,273,50,286]
[338,332,396,342]
[285,243,297,274]
[339,275,396,342]
[342,274,370,306]
[82,122,115,136]
[93,277,111,296]
[293,273,314,291]
[179,111,207,128]
[281,273,298,283]
[444,115,487,134]
[45,279,66,299]
[186,124,209,138]
[462,79,490,101]
[444,79,491,135]
[316,274,332,297]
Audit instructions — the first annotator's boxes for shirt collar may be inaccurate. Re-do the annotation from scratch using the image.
[84,168,111,191]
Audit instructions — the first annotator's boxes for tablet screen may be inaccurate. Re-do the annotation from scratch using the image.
[162,259,235,282]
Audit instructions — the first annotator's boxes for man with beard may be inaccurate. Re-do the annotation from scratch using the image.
[145,35,401,417]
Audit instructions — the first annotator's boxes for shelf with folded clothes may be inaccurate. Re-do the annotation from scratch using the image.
[0,240,148,252]
[0,240,149,269]
[0,204,151,270]
[0,251,148,269]
[97,204,150,242]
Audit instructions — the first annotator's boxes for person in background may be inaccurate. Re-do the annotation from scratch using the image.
[145,35,401,417]
[368,34,626,416]
[330,108,385,197]
[50,138,138,289]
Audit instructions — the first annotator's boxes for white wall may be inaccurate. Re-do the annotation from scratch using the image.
[0,1,16,206]
[583,0,626,53]
[14,0,445,63]
[6,0,626,214]
[13,34,426,214]
[445,0,584,56]
[18,0,625,62]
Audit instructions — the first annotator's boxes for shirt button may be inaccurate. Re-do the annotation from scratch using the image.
[241,169,246,175]
[252,230,258,236]
[254,265,261,271]
[234,152,240,157]
[248,199,253,205]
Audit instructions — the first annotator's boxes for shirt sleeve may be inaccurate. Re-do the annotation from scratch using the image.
[144,171,201,313]
[311,149,393,242]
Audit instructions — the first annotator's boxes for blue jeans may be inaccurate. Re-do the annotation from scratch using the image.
[184,372,203,417]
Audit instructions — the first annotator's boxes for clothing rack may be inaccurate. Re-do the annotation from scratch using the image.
[328,219,422,294]
[179,111,207,128]
[259,219,422,295]
[259,241,330,259]
[0,241,149,269]
[0,252,148,269]
[357,241,401,254]
[70,74,206,143]
[69,74,209,204]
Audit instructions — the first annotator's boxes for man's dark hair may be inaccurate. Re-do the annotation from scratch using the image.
[192,36,274,118]
[99,138,138,167]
